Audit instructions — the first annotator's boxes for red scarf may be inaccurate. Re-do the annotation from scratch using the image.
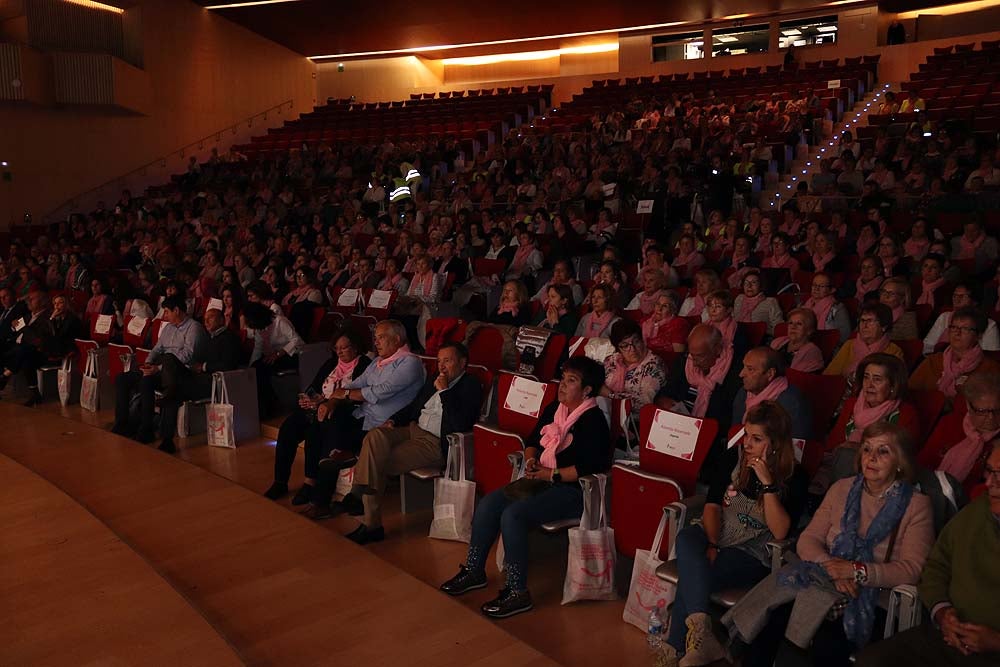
[917,278,947,308]
[847,335,890,374]
[673,250,697,267]
[730,247,750,267]
[757,233,773,255]
[383,272,404,291]
[847,396,901,443]
[939,413,1000,482]
[685,344,734,418]
[538,398,598,468]
[856,275,883,299]
[738,293,765,322]
[805,296,836,330]
[937,345,983,397]
[811,251,835,273]
[582,310,614,337]
[743,377,789,421]
[321,357,360,397]
[957,233,985,260]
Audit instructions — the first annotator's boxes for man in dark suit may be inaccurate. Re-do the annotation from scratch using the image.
[0,290,52,403]
[0,286,29,357]
[157,308,243,454]
[434,239,469,284]
[336,341,482,544]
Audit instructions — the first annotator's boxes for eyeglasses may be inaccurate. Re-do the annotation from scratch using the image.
[984,466,1000,478]
[811,283,832,290]
[859,317,879,325]
[618,338,642,351]
[860,444,894,459]
[969,404,1000,418]
[948,325,977,335]
[879,289,903,297]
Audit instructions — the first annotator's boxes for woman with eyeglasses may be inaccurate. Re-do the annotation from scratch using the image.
[761,233,800,276]
[803,272,852,344]
[923,281,1000,354]
[665,402,807,666]
[726,421,933,667]
[825,304,905,379]
[734,269,783,337]
[875,235,907,278]
[600,318,665,416]
[909,308,1000,402]
[878,276,919,341]
[282,266,323,307]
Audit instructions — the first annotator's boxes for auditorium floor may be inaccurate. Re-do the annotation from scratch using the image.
[29,401,656,667]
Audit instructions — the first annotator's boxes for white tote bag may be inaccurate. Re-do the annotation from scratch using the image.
[335,466,355,498]
[58,355,75,406]
[623,509,677,630]
[80,348,100,412]
[429,441,476,543]
[562,474,617,604]
[206,372,236,449]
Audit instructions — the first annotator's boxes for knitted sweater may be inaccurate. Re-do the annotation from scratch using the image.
[919,495,1000,629]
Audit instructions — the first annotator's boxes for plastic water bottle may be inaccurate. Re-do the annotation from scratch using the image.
[647,600,667,664]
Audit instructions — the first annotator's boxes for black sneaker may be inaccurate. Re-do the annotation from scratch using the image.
[440,565,488,596]
[23,389,41,407]
[330,492,364,516]
[299,503,332,520]
[290,484,312,505]
[346,524,384,545]
[318,450,359,472]
[264,482,289,500]
[480,588,533,619]
[157,439,176,454]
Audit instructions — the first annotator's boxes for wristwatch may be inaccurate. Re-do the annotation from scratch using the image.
[853,561,869,585]
[551,469,562,484]
[760,483,780,495]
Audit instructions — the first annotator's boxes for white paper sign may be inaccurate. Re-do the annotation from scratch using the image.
[12,317,25,332]
[127,316,148,336]
[636,199,654,214]
[645,409,703,461]
[602,182,617,197]
[338,288,360,307]
[94,314,113,335]
[503,375,547,418]
[792,438,806,464]
[367,289,392,309]
[207,298,224,312]
[827,79,841,89]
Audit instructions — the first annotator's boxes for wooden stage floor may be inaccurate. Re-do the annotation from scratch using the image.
[0,400,652,667]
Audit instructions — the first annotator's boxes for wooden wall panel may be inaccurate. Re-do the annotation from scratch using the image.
[26,0,125,61]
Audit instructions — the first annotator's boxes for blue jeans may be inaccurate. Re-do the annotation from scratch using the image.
[466,484,584,592]
[667,524,770,652]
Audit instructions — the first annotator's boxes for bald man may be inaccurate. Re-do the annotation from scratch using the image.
[656,324,743,481]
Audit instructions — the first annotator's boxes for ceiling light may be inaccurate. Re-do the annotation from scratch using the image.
[781,29,802,36]
[715,35,739,43]
[65,0,124,13]
[817,26,839,32]
[442,43,617,66]
[205,0,304,8]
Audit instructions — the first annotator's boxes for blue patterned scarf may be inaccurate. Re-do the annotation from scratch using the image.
[779,474,913,647]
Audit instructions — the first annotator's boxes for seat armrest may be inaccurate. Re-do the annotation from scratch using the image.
[766,539,796,571]
[883,584,921,639]
[445,431,474,480]
[507,450,525,482]
[665,495,706,559]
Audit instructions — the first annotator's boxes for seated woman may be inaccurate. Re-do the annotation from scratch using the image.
[825,303,905,379]
[376,257,410,295]
[807,231,841,275]
[643,290,689,355]
[86,277,115,318]
[395,255,443,349]
[755,217,775,256]
[576,284,620,338]
[913,253,950,311]
[771,308,825,373]
[594,260,632,307]
[724,234,761,289]
[803,272,852,343]
[284,266,324,336]
[263,327,371,502]
[923,281,1000,354]
[679,269,721,319]
[665,402,807,666]
[535,284,578,337]
[902,216,932,263]
[876,234,907,278]
[488,280,531,327]
[625,267,668,318]
[734,269,783,337]
[855,222,879,258]
[220,285,242,332]
[703,289,748,353]
[504,230,543,285]
[761,233,800,277]
[439,357,611,618]
[725,422,934,667]
[909,307,1000,401]
[852,256,884,303]
[601,319,666,416]
[672,233,706,280]
[531,259,584,306]
[879,277,919,341]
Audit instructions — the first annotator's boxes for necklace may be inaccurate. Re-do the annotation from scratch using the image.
[863,480,893,501]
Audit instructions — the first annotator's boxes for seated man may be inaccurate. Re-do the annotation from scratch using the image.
[733,347,813,440]
[338,341,482,544]
[0,286,28,359]
[0,290,54,404]
[656,323,742,482]
[112,296,207,445]
[856,441,1000,667]
[243,301,304,419]
[156,308,243,454]
[300,320,425,520]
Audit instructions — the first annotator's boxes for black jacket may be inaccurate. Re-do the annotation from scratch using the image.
[434,256,469,284]
[47,313,84,358]
[305,354,371,394]
[0,301,29,346]
[203,327,247,373]
[390,371,482,458]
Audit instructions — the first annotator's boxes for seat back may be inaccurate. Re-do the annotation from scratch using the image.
[530,333,567,382]
[122,315,151,348]
[466,364,496,418]
[787,368,846,436]
[496,371,558,437]
[471,424,525,495]
[909,389,946,446]
[472,257,507,277]
[610,464,683,559]
[107,343,133,384]
[467,325,505,370]
[149,318,165,347]
[361,288,397,319]
[73,339,99,374]
[89,313,115,345]
[637,404,719,496]
[917,410,965,469]
[739,321,767,348]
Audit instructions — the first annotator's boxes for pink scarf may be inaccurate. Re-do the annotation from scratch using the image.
[847,396,901,443]
[496,302,520,317]
[642,316,668,341]
[811,251,835,273]
[510,244,535,273]
[582,310,614,337]
[939,413,1000,482]
[743,377,789,421]
[957,233,985,260]
[638,289,663,315]
[383,272,404,290]
[738,293,765,322]
[856,275,883,299]
[321,357,360,397]
[891,305,905,325]
[376,344,415,369]
[673,250,696,267]
[805,296,836,330]
[847,335,890,374]
[917,278,947,308]
[771,337,825,372]
[686,293,707,318]
[538,398,599,468]
[730,248,750,267]
[937,345,984,397]
[86,294,108,314]
[607,352,648,394]
[715,316,737,343]
[764,253,795,270]
[904,237,929,260]
[685,344,734,418]
[410,271,435,297]
[757,234,773,255]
